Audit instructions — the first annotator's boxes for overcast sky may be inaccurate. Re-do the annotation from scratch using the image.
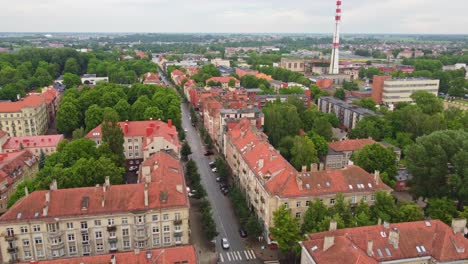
[0,0,466,34]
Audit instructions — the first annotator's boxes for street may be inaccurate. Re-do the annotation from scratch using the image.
[158,68,262,264]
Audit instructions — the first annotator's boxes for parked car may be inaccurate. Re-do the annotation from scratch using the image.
[204,150,214,156]
[211,167,218,173]
[209,161,216,168]
[219,183,227,190]
[239,228,247,238]
[221,238,230,249]
[222,188,229,195]
[216,177,222,182]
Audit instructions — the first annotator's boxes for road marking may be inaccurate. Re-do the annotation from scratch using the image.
[219,253,224,262]
[250,249,256,259]
[233,251,238,260]
[227,252,231,261]
[244,250,250,260]
[264,261,280,264]
[238,251,243,260]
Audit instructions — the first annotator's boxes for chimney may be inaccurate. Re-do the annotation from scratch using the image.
[374,170,380,185]
[311,163,318,172]
[319,163,325,171]
[367,240,374,256]
[45,191,50,203]
[168,119,172,128]
[146,127,154,137]
[134,248,140,255]
[145,174,151,184]
[323,235,335,251]
[124,123,129,134]
[388,228,400,249]
[378,218,382,225]
[101,196,105,207]
[258,158,264,169]
[43,204,49,216]
[383,221,390,229]
[144,184,149,207]
[301,165,307,173]
[329,220,337,231]
[451,218,467,234]
[105,176,110,187]
[110,255,116,264]
[24,186,29,197]
[296,176,303,191]
[50,179,57,191]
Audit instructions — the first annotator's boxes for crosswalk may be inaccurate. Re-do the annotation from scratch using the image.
[218,249,256,262]
[264,261,280,264]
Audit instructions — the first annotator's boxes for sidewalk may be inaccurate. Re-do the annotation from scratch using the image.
[245,239,279,262]
[189,199,218,264]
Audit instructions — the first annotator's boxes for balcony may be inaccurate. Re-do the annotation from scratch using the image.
[80,228,88,233]
[133,232,148,242]
[47,230,63,238]
[108,237,118,243]
[173,219,182,225]
[173,231,183,237]
[107,225,117,232]
[4,234,16,241]
[6,246,18,253]
[109,248,118,253]
[48,241,65,250]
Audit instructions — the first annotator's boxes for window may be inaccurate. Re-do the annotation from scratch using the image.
[164,236,170,244]
[351,196,357,204]
[163,214,169,221]
[371,195,376,201]
[122,228,129,236]
[82,234,89,242]
[152,227,160,234]
[175,213,181,220]
[80,221,88,229]
[175,236,182,243]
[296,201,301,207]
[108,218,115,226]
[95,231,102,239]
[6,228,14,236]
[20,226,28,233]
[109,231,116,238]
[305,201,310,207]
[163,225,170,232]
[24,251,32,258]
[284,202,289,209]
[83,245,90,254]
[295,212,301,218]
[135,146,139,150]
[123,240,130,248]
[362,196,367,202]
[110,242,117,249]
[136,216,145,224]
[94,220,101,226]
[34,237,43,244]
[122,218,128,225]
[153,236,160,245]
[330,199,335,205]
[137,241,146,248]
[69,246,77,255]
[96,242,104,251]
[128,139,132,143]
[22,239,30,246]
[47,223,59,233]
[66,223,74,229]
[67,234,75,241]
[51,237,62,245]
[175,225,181,231]
[128,146,132,149]
[37,249,44,257]
[152,215,159,222]
[33,225,41,232]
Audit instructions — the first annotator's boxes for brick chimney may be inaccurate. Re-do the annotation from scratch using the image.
[49,179,57,191]
[389,228,400,249]
[168,119,172,128]
[124,123,129,134]
[451,218,467,234]
[146,127,154,137]
[374,170,380,185]
[367,240,374,256]
[144,184,149,207]
[323,235,335,251]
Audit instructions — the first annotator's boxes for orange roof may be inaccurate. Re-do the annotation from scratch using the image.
[143,72,160,83]
[0,180,188,223]
[303,220,468,263]
[86,120,180,148]
[206,76,239,84]
[2,134,64,150]
[140,151,184,184]
[0,150,37,185]
[0,94,45,113]
[227,119,391,198]
[41,87,59,104]
[171,69,185,76]
[20,245,197,264]
[255,73,273,81]
[329,139,376,152]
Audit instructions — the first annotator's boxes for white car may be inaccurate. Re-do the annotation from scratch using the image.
[212,167,217,173]
[221,238,230,249]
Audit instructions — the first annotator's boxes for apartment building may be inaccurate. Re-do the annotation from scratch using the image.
[86,120,180,166]
[0,150,38,213]
[16,245,197,264]
[255,93,311,109]
[372,77,440,105]
[325,139,401,169]
[0,95,48,137]
[211,58,231,68]
[317,97,380,130]
[0,173,190,263]
[223,119,392,243]
[300,219,468,264]
[280,58,306,72]
[0,133,64,157]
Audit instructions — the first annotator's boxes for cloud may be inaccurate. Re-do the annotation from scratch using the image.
[0,0,466,33]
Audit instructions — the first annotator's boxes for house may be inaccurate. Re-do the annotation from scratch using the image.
[142,72,164,86]
[205,76,240,88]
[0,95,48,137]
[236,68,259,78]
[300,219,468,264]
[170,69,186,83]
[86,120,180,166]
[184,66,199,76]
[0,150,38,213]
[211,58,231,67]
[0,133,64,156]
[81,74,109,85]
[224,119,392,243]
[268,80,288,92]
[135,51,148,59]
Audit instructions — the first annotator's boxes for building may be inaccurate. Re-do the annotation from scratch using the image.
[318,74,351,85]
[205,77,240,89]
[0,95,48,137]
[142,72,164,86]
[255,93,311,109]
[300,219,468,264]
[81,74,109,85]
[224,119,392,243]
[18,245,197,264]
[372,75,392,104]
[280,58,305,72]
[317,97,380,130]
[38,87,61,126]
[0,173,190,263]
[268,80,288,92]
[211,58,231,68]
[0,150,38,213]
[373,78,440,106]
[0,133,64,156]
[86,120,180,166]
[325,139,401,169]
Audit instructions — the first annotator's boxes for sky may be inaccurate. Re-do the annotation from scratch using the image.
[0,0,467,34]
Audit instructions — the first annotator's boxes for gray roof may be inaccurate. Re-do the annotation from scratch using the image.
[320,96,380,116]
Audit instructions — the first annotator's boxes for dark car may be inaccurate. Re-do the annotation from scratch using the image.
[239,228,247,238]
[204,150,214,156]
[219,183,227,190]
[222,188,229,195]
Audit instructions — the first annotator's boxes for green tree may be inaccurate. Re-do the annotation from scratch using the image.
[371,191,397,222]
[84,104,103,132]
[245,215,263,238]
[334,88,346,100]
[56,102,82,136]
[410,91,443,115]
[131,96,150,121]
[349,115,392,141]
[63,58,80,75]
[302,199,328,233]
[144,106,164,120]
[396,203,424,222]
[354,200,374,226]
[113,99,131,121]
[306,132,329,157]
[181,141,192,160]
[290,136,318,171]
[425,197,458,225]
[72,127,86,139]
[353,98,377,111]
[263,102,302,147]
[342,81,359,91]
[270,205,302,256]
[101,108,125,165]
[33,67,53,87]
[228,78,236,87]
[62,73,81,88]
[7,180,36,208]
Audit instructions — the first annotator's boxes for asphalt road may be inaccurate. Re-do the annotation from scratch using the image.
[158,68,261,264]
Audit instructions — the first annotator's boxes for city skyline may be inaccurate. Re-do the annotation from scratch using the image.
[1,0,466,34]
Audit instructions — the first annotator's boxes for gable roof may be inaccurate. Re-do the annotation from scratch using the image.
[329,139,376,152]
[2,135,64,150]
[0,150,37,184]
[206,76,239,84]
[0,94,45,113]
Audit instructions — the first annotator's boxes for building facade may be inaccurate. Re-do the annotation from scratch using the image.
[0,95,48,137]
[0,133,64,157]
[381,78,440,105]
[280,58,305,72]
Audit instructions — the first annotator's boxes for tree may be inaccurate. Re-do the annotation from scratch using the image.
[396,203,424,222]
[101,108,125,165]
[302,199,328,233]
[72,127,86,139]
[113,99,131,121]
[342,81,359,91]
[353,98,377,111]
[56,102,82,136]
[245,215,263,238]
[410,91,443,115]
[62,73,81,88]
[352,143,398,187]
[349,115,392,141]
[39,150,46,170]
[263,102,302,147]
[63,58,80,75]
[84,104,103,132]
[131,96,150,121]
[301,108,334,140]
[290,136,318,171]
[425,197,458,225]
[278,136,295,161]
[306,132,329,157]
[270,205,302,256]
[33,67,53,87]
[334,88,346,100]
[228,78,236,87]
[181,141,192,160]
[7,180,36,208]
[354,200,374,226]
[144,106,164,120]
[371,191,397,222]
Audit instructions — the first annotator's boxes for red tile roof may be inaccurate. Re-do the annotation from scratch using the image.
[140,151,184,184]
[0,94,45,113]
[21,245,197,264]
[2,135,64,151]
[0,150,37,185]
[143,72,160,83]
[227,119,391,198]
[41,87,60,105]
[302,220,468,263]
[329,139,376,152]
[171,69,185,76]
[0,179,188,223]
[86,120,179,148]
[205,76,239,84]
